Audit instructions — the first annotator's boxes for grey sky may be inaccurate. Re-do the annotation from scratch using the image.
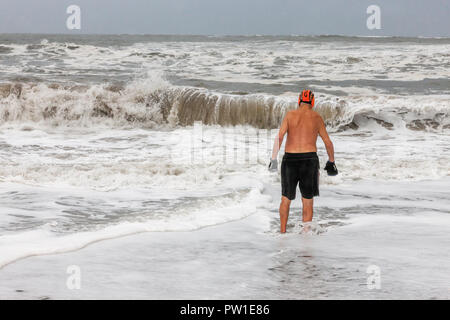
[0,0,449,37]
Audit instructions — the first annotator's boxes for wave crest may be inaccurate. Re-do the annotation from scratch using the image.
[0,80,449,131]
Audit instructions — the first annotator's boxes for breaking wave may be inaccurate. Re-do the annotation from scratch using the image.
[0,78,449,131]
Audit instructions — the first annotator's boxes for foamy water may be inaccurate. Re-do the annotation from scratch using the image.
[0,35,449,298]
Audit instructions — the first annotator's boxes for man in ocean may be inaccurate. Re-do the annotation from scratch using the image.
[268,90,338,233]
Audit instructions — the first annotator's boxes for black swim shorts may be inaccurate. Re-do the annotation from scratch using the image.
[281,152,320,200]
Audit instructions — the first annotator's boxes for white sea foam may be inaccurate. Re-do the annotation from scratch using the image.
[0,35,449,283]
[0,180,272,269]
[4,37,450,83]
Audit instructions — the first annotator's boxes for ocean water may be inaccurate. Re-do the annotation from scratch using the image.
[0,34,449,298]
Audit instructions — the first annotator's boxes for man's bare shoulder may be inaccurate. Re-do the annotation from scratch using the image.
[285,109,295,117]
[283,110,296,122]
[310,109,321,117]
[311,110,324,122]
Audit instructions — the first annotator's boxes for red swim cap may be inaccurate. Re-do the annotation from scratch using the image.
[298,90,315,107]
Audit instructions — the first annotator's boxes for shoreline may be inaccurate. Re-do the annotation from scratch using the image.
[1,179,449,300]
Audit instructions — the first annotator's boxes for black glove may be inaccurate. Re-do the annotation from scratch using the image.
[268,159,278,172]
[324,161,338,176]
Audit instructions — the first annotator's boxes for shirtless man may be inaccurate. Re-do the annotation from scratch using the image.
[268,90,338,233]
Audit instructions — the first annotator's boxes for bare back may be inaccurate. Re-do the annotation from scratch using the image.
[273,103,333,160]
[285,106,322,153]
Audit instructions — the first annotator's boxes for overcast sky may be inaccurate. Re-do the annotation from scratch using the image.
[0,0,449,36]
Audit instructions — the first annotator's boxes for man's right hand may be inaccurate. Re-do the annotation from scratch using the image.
[268,159,278,172]
[324,161,338,176]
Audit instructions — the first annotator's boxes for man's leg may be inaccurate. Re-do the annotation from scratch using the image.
[279,196,291,233]
[301,197,314,222]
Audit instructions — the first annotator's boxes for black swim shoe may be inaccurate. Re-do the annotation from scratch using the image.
[324,161,338,176]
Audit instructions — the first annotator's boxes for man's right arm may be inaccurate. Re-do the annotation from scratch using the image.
[271,112,289,160]
[318,116,334,162]
[268,112,289,172]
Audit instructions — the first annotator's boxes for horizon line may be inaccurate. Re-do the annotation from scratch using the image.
[0,32,449,39]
